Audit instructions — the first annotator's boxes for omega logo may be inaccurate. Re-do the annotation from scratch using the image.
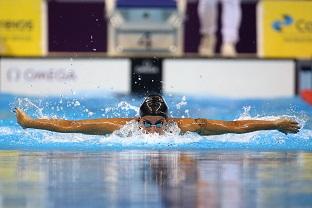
[134,60,159,74]
[6,67,21,82]
[6,67,76,82]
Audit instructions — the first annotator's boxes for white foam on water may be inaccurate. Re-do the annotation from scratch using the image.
[0,127,15,135]
[41,132,95,143]
[204,132,259,143]
[32,120,201,146]
[292,129,312,140]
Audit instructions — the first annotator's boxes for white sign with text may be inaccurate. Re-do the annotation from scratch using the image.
[0,58,130,96]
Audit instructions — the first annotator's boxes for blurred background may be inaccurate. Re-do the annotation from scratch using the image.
[0,0,311,100]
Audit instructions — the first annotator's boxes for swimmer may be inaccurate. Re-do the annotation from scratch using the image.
[15,94,300,135]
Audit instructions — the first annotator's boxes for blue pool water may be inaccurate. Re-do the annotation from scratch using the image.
[0,92,312,208]
[0,92,311,151]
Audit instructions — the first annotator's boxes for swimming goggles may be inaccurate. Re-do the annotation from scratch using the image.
[142,121,164,128]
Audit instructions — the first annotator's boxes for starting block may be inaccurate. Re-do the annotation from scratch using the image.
[106,0,186,56]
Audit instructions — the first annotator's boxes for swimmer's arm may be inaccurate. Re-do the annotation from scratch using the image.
[172,118,300,135]
[15,108,134,135]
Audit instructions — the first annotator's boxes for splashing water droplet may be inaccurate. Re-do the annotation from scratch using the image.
[74,101,80,107]
[185,109,190,117]
[237,106,252,120]
[176,96,187,109]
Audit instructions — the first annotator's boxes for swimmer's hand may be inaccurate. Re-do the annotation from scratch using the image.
[15,108,32,129]
[274,118,300,134]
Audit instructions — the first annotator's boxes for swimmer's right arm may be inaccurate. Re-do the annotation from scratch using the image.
[15,108,133,135]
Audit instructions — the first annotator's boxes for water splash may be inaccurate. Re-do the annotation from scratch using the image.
[15,98,45,118]
[176,96,187,109]
[104,101,139,118]
[2,93,311,151]
[238,106,252,119]
[171,96,190,118]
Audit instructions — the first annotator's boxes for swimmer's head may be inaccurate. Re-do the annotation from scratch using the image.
[139,94,168,118]
[139,94,168,134]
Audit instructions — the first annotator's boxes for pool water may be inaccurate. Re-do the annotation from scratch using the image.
[0,92,312,207]
[0,151,311,208]
[0,93,311,151]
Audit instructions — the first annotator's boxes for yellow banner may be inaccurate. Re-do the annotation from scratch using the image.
[259,0,312,58]
[0,0,45,56]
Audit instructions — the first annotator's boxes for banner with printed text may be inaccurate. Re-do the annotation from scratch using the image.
[0,0,46,56]
[258,1,312,58]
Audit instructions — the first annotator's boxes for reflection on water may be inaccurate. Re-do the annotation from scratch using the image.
[0,151,311,208]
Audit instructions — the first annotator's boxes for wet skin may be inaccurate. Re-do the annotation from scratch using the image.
[139,116,167,134]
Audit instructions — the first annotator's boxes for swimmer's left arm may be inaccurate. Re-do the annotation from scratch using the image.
[172,118,300,135]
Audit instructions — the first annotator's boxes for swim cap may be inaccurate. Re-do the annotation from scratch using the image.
[139,94,168,118]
